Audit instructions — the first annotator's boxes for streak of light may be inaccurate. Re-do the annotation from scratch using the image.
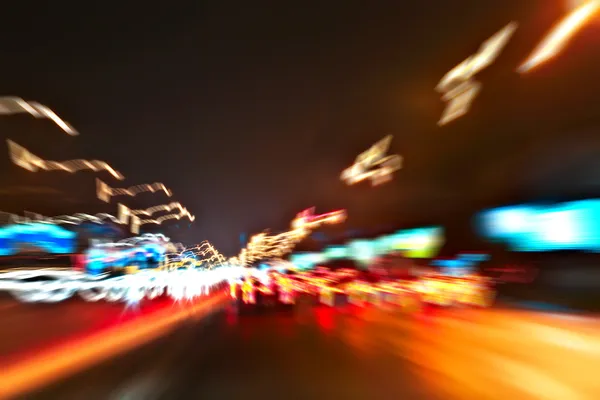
[0,267,244,303]
[518,0,599,73]
[0,292,229,400]
[7,140,124,180]
[0,97,78,135]
[341,135,402,186]
[131,202,186,217]
[96,179,172,203]
[437,22,518,125]
[231,208,346,265]
[177,241,227,269]
[137,207,195,226]
[0,210,121,225]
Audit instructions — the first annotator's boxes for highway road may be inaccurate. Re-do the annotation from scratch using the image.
[21,300,600,400]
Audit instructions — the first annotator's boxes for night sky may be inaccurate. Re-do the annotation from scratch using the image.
[1,1,599,255]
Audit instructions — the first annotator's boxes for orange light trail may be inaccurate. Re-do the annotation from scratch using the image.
[0,292,229,400]
[518,0,599,73]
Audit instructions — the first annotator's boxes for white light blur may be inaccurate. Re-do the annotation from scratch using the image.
[0,97,78,135]
[341,135,402,186]
[437,22,518,126]
[0,267,246,304]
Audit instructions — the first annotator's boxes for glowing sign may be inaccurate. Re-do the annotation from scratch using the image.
[289,226,445,269]
[324,246,348,259]
[478,200,600,252]
[0,223,76,256]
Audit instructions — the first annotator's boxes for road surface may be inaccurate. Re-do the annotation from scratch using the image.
[22,300,600,400]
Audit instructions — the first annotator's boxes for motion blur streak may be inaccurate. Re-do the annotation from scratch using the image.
[518,0,599,73]
[96,178,172,203]
[0,97,78,135]
[357,307,600,399]
[340,135,402,186]
[0,291,229,400]
[7,140,124,180]
[436,22,517,125]
[138,206,195,225]
[132,202,188,217]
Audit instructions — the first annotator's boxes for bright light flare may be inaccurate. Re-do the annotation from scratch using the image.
[518,0,599,73]
[7,140,124,180]
[0,267,244,304]
[0,97,78,135]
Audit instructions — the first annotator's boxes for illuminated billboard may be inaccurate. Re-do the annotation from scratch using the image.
[289,226,445,269]
[0,223,76,256]
[477,200,600,252]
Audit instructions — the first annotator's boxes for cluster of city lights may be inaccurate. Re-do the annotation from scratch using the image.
[438,0,599,125]
[231,266,495,309]
[230,208,347,266]
[2,2,595,309]
[341,135,402,186]
[177,240,227,268]
[0,267,245,304]
[2,96,192,235]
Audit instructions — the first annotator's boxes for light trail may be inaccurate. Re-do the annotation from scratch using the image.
[96,179,172,203]
[518,0,599,73]
[0,96,78,136]
[7,140,124,180]
[130,202,186,217]
[0,267,245,304]
[1,210,121,225]
[232,208,347,265]
[137,207,195,226]
[436,22,518,125]
[0,291,229,400]
[341,135,402,186]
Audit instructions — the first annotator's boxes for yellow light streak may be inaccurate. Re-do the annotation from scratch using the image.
[130,202,186,217]
[137,207,195,226]
[7,140,124,180]
[233,208,347,265]
[96,179,172,203]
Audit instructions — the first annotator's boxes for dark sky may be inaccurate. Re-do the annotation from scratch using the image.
[1,1,599,255]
